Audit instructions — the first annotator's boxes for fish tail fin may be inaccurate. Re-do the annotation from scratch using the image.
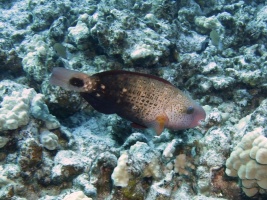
[49,67,96,92]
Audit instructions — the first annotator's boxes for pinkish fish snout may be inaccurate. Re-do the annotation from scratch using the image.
[189,104,206,128]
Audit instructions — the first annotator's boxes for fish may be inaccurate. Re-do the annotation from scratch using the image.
[49,67,206,135]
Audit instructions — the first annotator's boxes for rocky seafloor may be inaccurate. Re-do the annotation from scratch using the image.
[1,0,267,199]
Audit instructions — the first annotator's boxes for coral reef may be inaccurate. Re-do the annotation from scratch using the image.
[1,0,267,199]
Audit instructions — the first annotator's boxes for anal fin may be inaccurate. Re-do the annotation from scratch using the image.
[131,122,147,129]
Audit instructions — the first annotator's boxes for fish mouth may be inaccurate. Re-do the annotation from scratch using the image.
[190,105,206,128]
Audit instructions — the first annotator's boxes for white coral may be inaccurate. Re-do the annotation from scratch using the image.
[63,191,92,200]
[0,88,59,131]
[40,130,59,150]
[163,139,177,158]
[0,89,34,131]
[111,152,129,187]
[226,128,267,197]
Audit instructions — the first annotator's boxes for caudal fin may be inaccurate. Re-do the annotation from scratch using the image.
[49,67,94,92]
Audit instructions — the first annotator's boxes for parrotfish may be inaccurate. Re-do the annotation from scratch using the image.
[49,67,206,135]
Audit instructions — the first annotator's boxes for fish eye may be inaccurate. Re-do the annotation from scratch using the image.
[69,77,84,87]
[186,106,194,114]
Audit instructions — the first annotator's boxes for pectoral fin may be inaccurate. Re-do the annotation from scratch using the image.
[150,114,169,135]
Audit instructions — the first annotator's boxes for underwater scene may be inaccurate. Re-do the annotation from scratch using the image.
[0,0,267,199]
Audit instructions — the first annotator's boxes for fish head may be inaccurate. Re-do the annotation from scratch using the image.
[166,98,206,130]
[185,102,206,128]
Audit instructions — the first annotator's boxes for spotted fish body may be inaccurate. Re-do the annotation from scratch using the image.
[50,68,206,135]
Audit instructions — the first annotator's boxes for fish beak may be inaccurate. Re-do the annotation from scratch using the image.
[190,104,206,128]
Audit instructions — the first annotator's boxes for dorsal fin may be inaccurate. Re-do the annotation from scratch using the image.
[94,70,174,86]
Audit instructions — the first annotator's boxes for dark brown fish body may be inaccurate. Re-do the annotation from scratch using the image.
[50,68,206,135]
